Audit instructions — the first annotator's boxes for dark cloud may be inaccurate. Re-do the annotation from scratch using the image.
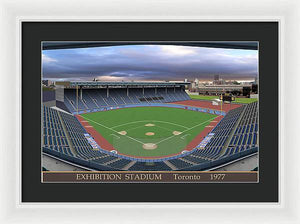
[42,45,258,81]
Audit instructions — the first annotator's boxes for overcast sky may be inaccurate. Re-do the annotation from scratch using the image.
[42,45,258,82]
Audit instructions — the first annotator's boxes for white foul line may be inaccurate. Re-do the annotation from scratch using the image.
[181,134,190,139]
[110,134,120,139]
[81,116,145,144]
[154,116,221,145]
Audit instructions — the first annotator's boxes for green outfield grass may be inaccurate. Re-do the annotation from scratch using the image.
[81,107,217,158]
[233,98,258,104]
[188,94,258,104]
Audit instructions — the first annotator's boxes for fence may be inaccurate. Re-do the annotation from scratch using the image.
[73,103,226,116]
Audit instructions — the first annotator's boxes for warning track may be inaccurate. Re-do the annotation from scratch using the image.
[169,99,242,112]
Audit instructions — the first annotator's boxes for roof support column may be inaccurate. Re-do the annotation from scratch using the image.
[80,86,83,100]
[155,87,157,95]
[107,86,109,98]
[143,86,144,95]
[127,86,129,96]
[76,85,78,114]
[165,87,167,94]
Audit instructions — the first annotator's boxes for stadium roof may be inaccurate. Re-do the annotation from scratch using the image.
[67,81,190,87]
[43,41,258,50]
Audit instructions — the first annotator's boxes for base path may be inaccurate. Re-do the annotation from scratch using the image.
[170,100,242,112]
[75,115,115,150]
[183,115,223,151]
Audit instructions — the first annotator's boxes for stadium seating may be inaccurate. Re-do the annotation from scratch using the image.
[63,87,190,113]
[43,106,73,157]
[164,102,258,170]
[128,161,171,171]
[108,159,133,170]
[224,101,258,153]
[192,102,258,162]
[167,158,194,170]
[43,106,124,169]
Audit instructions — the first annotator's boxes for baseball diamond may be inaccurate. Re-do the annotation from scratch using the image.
[80,106,218,158]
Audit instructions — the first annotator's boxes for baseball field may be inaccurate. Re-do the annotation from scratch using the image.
[80,107,218,158]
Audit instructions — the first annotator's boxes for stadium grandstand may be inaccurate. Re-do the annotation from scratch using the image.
[42,81,258,171]
[61,81,190,114]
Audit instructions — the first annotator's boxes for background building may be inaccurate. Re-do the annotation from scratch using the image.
[42,80,53,87]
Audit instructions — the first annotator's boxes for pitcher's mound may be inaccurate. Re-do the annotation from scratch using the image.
[143,143,157,150]
[173,131,182,135]
[118,131,127,135]
[145,132,155,136]
[145,123,155,127]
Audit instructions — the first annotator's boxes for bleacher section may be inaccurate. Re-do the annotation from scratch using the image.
[223,101,258,156]
[168,158,194,170]
[42,101,258,171]
[200,105,245,159]
[43,106,73,156]
[186,102,258,169]
[156,103,258,170]
[59,111,97,160]
[64,87,190,113]
[42,106,131,170]
[128,162,171,171]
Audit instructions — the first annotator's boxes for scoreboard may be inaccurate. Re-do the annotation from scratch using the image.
[220,93,235,102]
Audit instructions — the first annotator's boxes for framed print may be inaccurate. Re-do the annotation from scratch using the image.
[22,22,277,202]
[2,0,300,223]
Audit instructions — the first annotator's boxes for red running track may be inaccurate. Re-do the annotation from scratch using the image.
[183,115,223,150]
[170,99,242,112]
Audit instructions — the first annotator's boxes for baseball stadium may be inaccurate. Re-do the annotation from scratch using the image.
[42,81,258,171]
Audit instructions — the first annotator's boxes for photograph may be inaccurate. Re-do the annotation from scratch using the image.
[41,41,259,183]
